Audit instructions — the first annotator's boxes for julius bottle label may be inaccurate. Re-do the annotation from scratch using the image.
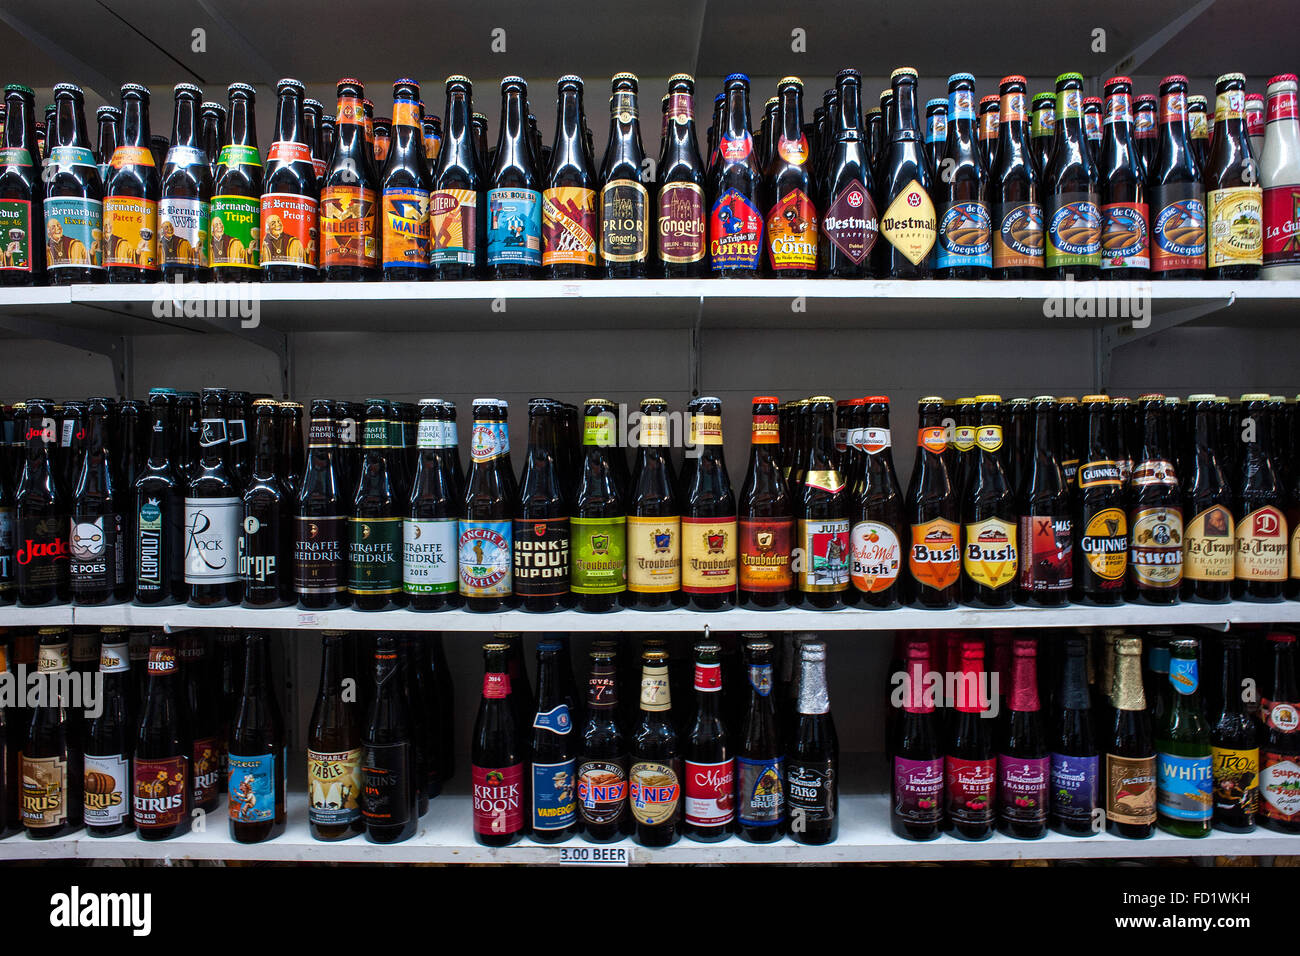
[1106,753,1157,824]
[577,760,628,825]
[850,520,901,593]
[1207,183,1263,268]
[192,736,220,806]
[945,756,996,826]
[1157,752,1213,822]
[210,188,261,269]
[937,200,993,269]
[403,517,457,594]
[1050,753,1099,825]
[1129,507,1183,589]
[765,188,818,270]
[320,185,378,268]
[570,516,626,594]
[658,182,706,263]
[380,186,430,270]
[1235,505,1287,580]
[629,761,680,826]
[430,188,477,265]
[737,756,784,827]
[512,516,570,597]
[823,182,878,263]
[1211,746,1259,818]
[998,754,1048,825]
[910,517,961,591]
[963,517,1018,589]
[1149,183,1206,272]
[881,180,937,264]
[627,515,680,593]
[993,200,1045,269]
[0,198,32,271]
[1045,192,1102,268]
[458,519,512,597]
[158,197,209,267]
[133,755,187,828]
[738,516,793,592]
[83,753,129,826]
[1099,201,1150,269]
[1183,505,1235,580]
[1264,184,1300,267]
[487,187,542,266]
[294,515,345,593]
[348,516,402,595]
[183,496,240,584]
[364,742,413,828]
[893,756,944,824]
[681,516,737,594]
[684,759,735,828]
[797,516,850,592]
[787,760,835,827]
[1017,514,1072,592]
[228,752,277,823]
[709,187,762,270]
[44,195,103,271]
[542,186,597,266]
[308,747,362,826]
[532,758,577,831]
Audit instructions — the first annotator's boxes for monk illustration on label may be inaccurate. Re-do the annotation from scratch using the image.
[262,213,306,263]
[46,217,89,264]
[158,218,196,264]
[210,215,247,263]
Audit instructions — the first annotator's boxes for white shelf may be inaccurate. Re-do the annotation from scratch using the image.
[11,599,1300,633]
[0,793,1290,864]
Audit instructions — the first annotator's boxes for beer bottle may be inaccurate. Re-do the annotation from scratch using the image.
[405,400,460,610]
[891,639,943,840]
[977,94,1000,171]
[348,401,405,611]
[275,401,303,500]
[320,79,379,280]
[400,635,437,810]
[541,76,598,278]
[515,399,570,612]
[1232,394,1287,600]
[488,77,542,278]
[1018,396,1072,606]
[185,389,242,607]
[876,86,895,185]
[228,633,286,844]
[991,76,1045,277]
[736,639,785,842]
[877,68,936,277]
[131,632,188,840]
[997,638,1048,840]
[239,400,290,607]
[577,643,630,842]
[103,83,160,282]
[961,397,1017,608]
[1134,93,1159,173]
[471,640,525,845]
[1099,76,1150,277]
[199,101,225,180]
[158,84,211,281]
[1111,396,1133,485]
[1262,74,1300,277]
[1031,90,1056,176]
[460,399,515,611]
[792,398,848,608]
[1181,395,1234,602]
[1155,638,1212,837]
[1187,94,1210,171]
[1259,632,1300,833]
[847,397,902,607]
[307,631,363,841]
[906,397,960,608]
[630,645,682,847]
[1246,93,1266,157]
[44,83,104,284]
[1050,635,1099,837]
[333,402,361,503]
[1127,396,1182,603]
[95,104,120,185]
[681,397,737,610]
[1043,73,1101,279]
[758,96,776,171]
[16,400,69,606]
[935,73,992,278]
[1105,636,1156,838]
[569,399,626,611]
[70,397,123,605]
[472,110,491,171]
[0,421,14,603]
[626,398,680,610]
[737,397,792,609]
[923,97,947,173]
[259,78,317,280]
[431,76,484,279]
[784,639,837,846]
[302,96,325,191]
[372,116,391,164]
[176,633,218,817]
[682,640,733,842]
[819,69,878,276]
[762,77,817,276]
[211,83,262,281]
[357,635,414,842]
[1211,635,1259,832]
[1084,96,1104,163]
[864,105,885,176]
[1074,396,1127,604]
[1148,76,1206,278]
[378,79,431,280]
[596,74,652,277]
[19,631,80,839]
[0,85,44,285]
[295,401,348,610]
[83,634,132,837]
[943,638,994,841]
[528,640,577,843]
[1206,73,1263,277]
[57,400,84,494]
[658,74,707,276]
[423,113,442,166]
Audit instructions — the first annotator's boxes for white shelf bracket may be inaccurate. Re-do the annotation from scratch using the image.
[0,314,132,397]
[1094,293,1236,392]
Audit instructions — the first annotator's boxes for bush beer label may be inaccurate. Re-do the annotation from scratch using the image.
[849,520,900,593]
[627,515,679,593]
[349,516,402,595]
[881,180,937,265]
[765,188,817,270]
[936,200,992,269]
[685,759,735,827]
[658,182,706,263]
[532,759,577,831]
[430,188,477,265]
[1099,201,1150,269]
[577,760,628,825]
[0,198,32,271]
[681,516,736,594]
[261,191,318,269]
[1050,753,1099,825]
[294,515,345,593]
[542,186,597,266]
[1157,752,1213,822]
[183,496,240,584]
[1149,186,1206,272]
[1211,746,1259,818]
[82,754,129,826]
[380,186,430,270]
[458,519,512,597]
[629,761,680,825]
[487,187,542,266]
[1129,507,1183,589]
[44,195,103,271]
[1264,185,1300,267]
[1045,195,1102,268]
[321,185,378,267]
[1235,505,1287,580]
[1207,185,1263,268]
[210,193,260,269]
[364,742,413,829]
[158,197,208,267]
[402,517,456,594]
[513,516,570,597]
[229,752,276,823]
[963,517,1017,589]
[823,182,878,263]
[909,517,960,591]
[133,755,187,829]
[946,756,995,826]
[308,747,362,826]
[709,187,762,270]
[993,201,1044,269]
[1018,514,1072,592]
[738,516,793,592]
[893,756,943,824]
[797,517,849,592]
[1106,753,1156,824]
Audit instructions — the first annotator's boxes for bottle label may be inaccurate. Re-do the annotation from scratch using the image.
[1260,753,1300,823]
[750,414,780,444]
[1235,505,1287,580]
[577,760,628,825]
[320,185,378,268]
[470,420,508,461]
[20,754,69,828]
[797,517,849,592]
[458,519,512,597]
[918,426,947,454]
[998,754,1049,825]
[1149,186,1206,272]
[881,180,937,265]
[416,418,457,448]
[1211,746,1259,818]
[308,747,362,826]
[765,188,818,270]
[1050,753,1099,824]
[936,200,993,269]
[849,520,901,593]
[1129,507,1183,589]
[187,736,218,808]
[1099,201,1150,270]
[1291,524,1300,580]
[486,186,544,266]
[228,752,277,823]
[158,197,209,268]
[348,516,403,595]
[542,186,598,266]
[709,187,762,270]
[569,516,626,594]
[70,513,120,595]
[512,516,570,597]
[892,756,944,824]
[681,515,737,594]
[1268,90,1299,122]
[629,761,680,825]
[532,758,578,831]
[975,425,1002,452]
[1264,185,1300,268]
[688,414,723,445]
[738,516,794,592]
[17,514,70,591]
[639,665,671,711]
[945,756,996,826]
[209,195,261,268]
[403,517,457,594]
[736,756,784,827]
[684,758,735,828]
[1045,195,1102,268]
[364,742,413,829]
[658,182,706,263]
[259,192,318,269]
[963,517,1018,589]
[216,143,262,168]
[378,186,431,270]
[909,517,961,591]
[823,182,879,264]
[183,496,241,584]
[294,515,345,594]
[83,753,130,826]
[44,196,104,271]
[1105,753,1157,824]
[980,110,1000,141]
[926,113,947,144]
[787,760,835,827]
[627,515,680,594]
[430,188,478,265]
[0,198,32,271]
[1018,514,1072,592]
[133,755,187,828]
[993,201,1045,270]
[1157,752,1213,822]
[953,426,975,452]
[1079,507,1128,584]
[1206,185,1263,268]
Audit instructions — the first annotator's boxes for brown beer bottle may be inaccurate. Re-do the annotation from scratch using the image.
[228,632,286,843]
[1017,396,1073,606]
[1075,396,1128,605]
[210,83,262,282]
[1205,73,1262,278]
[794,398,849,609]
[1134,94,1159,173]
[657,74,708,277]
[1031,91,1055,176]
[1233,394,1288,601]
[21,629,83,838]
[818,69,877,277]
[991,75,1045,277]
[1182,395,1235,603]
[459,399,516,612]
[935,73,992,278]
[1127,395,1183,604]
[1148,76,1206,279]
[261,78,318,281]
[625,399,680,610]
[708,74,762,277]
[961,396,1017,608]
[1043,73,1101,279]
[542,76,598,278]
[308,631,363,840]
[906,397,961,609]
[877,67,937,278]
[682,397,737,610]
[850,396,904,608]
[978,94,1000,171]
[763,78,817,277]
[132,631,189,841]
[321,79,380,280]
[600,74,652,278]
[738,397,793,610]
[1098,76,1150,278]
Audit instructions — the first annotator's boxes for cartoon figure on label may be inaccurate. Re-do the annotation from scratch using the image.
[233,773,258,818]
[46,217,90,265]
[159,219,196,264]
[551,769,574,805]
[70,519,104,561]
[211,216,248,263]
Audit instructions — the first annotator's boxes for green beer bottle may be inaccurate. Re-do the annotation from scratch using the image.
[1155,638,1212,837]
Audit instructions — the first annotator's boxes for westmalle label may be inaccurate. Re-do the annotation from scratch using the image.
[880,180,937,265]
[823,182,878,264]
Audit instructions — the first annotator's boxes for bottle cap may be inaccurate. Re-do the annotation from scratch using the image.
[53,82,86,97]
[668,73,695,85]
[752,395,780,404]
[557,75,584,87]
[948,72,976,85]
[228,82,258,96]
[778,76,803,88]
[926,98,948,109]
[890,67,919,81]
[974,394,1002,402]
[173,82,203,97]
[724,73,750,86]
[276,78,306,94]
[4,84,35,96]
[1215,72,1246,86]
[862,395,890,403]
[1055,72,1085,85]
[1081,394,1111,403]
[1104,75,1133,88]
[1000,75,1028,86]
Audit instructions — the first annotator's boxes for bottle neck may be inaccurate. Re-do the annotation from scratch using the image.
[252,413,277,479]
[319,636,342,692]
[1059,648,1090,709]
[1103,89,1134,147]
[1112,651,1147,712]
[890,80,918,141]
[835,81,861,140]
[241,639,266,696]
[146,406,170,467]
[55,96,87,149]
[171,96,200,149]
[796,656,830,715]
[535,653,560,709]
[497,89,530,172]
[586,662,618,711]
[274,90,303,144]
[443,90,473,162]
[1008,651,1039,712]
[4,94,32,150]
[229,95,255,147]
[1054,86,1085,150]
